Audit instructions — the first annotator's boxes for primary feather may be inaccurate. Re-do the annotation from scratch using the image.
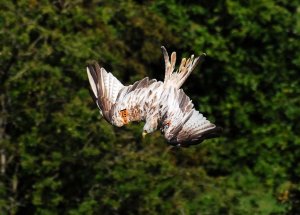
[87,46,221,147]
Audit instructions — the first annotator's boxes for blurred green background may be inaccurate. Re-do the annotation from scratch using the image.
[1,0,300,214]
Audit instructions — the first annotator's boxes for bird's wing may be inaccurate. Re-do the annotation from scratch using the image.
[87,62,162,125]
[87,62,124,122]
[176,110,222,146]
[160,87,221,146]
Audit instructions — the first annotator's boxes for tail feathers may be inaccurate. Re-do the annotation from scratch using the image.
[162,47,176,82]
[161,46,205,89]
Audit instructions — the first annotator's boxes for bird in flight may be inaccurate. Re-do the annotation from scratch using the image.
[87,46,221,147]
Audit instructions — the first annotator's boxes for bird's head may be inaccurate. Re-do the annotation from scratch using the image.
[142,118,158,138]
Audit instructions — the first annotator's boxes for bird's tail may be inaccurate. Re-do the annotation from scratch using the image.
[161,46,205,89]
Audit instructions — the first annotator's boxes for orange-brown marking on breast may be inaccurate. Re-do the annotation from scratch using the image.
[161,120,171,132]
[120,109,129,124]
[165,121,171,126]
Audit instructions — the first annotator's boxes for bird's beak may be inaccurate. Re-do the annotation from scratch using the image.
[142,131,147,138]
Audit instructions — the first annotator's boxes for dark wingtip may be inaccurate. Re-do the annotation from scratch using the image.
[198,53,207,64]
[179,126,223,147]
[161,46,168,57]
[86,60,99,70]
[200,126,223,140]
[86,61,98,75]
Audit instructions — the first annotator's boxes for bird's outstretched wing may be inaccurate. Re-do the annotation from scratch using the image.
[87,62,162,126]
[87,62,124,122]
[159,87,222,146]
[176,110,222,146]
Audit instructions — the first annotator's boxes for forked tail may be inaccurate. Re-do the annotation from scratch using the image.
[161,46,205,89]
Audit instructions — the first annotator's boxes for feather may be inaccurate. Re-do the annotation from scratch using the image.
[87,46,221,146]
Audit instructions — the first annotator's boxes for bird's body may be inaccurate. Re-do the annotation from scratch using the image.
[87,46,221,147]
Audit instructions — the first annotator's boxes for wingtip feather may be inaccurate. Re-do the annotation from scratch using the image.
[87,67,98,98]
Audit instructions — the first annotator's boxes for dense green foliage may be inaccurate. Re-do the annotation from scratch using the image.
[1,0,300,214]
